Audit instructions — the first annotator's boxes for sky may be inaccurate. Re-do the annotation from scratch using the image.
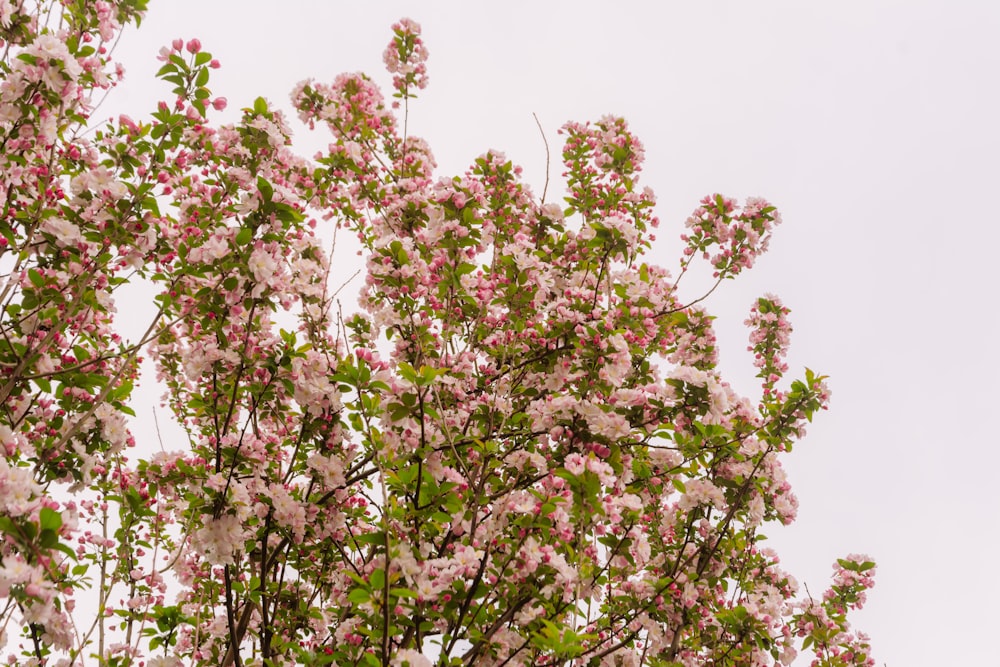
[102,2,1000,665]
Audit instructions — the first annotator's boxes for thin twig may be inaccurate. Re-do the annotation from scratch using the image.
[532,112,551,204]
[153,406,166,451]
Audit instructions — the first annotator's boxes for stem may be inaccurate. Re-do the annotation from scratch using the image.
[380,467,392,666]
[222,565,244,667]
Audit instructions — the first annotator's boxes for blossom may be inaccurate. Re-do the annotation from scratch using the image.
[307,453,346,488]
[678,479,727,512]
[564,453,586,476]
[383,18,429,94]
[94,403,129,453]
[267,484,307,542]
[40,217,82,247]
[746,294,793,395]
[0,458,41,516]
[392,649,432,667]
[190,513,249,566]
[248,245,278,284]
[0,1,16,28]
[148,657,184,667]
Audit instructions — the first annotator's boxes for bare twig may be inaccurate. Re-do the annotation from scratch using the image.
[532,112,551,204]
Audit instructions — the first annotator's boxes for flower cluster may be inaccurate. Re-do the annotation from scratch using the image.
[383,17,429,98]
[747,293,793,398]
[682,193,782,278]
[791,556,878,666]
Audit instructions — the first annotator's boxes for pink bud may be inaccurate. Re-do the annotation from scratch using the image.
[186,38,202,54]
[210,59,221,69]
[212,97,227,111]
[171,38,183,51]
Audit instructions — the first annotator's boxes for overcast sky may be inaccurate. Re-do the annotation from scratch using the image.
[105,2,1000,665]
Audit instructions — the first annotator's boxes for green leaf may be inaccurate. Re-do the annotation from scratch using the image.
[53,542,76,559]
[195,66,210,87]
[397,361,417,383]
[347,587,370,604]
[390,587,416,599]
[431,511,454,525]
[39,529,58,549]
[257,177,273,203]
[27,268,44,288]
[39,507,62,532]
[354,532,386,547]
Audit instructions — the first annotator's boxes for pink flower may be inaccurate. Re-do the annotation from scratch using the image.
[383,17,429,94]
[190,514,248,565]
[185,38,201,54]
[564,453,586,476]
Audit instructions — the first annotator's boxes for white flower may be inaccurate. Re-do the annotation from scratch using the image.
[200,233,231,261]
[670,365,708,387]
[344,140,363,162]
[540,202,564,221]
[0,1,15,29]
[40,217,82,247]
[248,246,277,283]
[148,656,184,667]
[190,514,249,566]
[25,35,82,88]
[29,34,70,61]
[392,649,432,667]
[248,116,287,148]
[0,458,41,516]
[306,453,345,488]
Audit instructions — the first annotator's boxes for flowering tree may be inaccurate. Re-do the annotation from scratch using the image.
[0,3,876,666]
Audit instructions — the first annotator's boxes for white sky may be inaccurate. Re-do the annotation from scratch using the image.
[102,2,1000,665]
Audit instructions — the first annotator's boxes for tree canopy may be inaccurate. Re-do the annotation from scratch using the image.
[0,4,874,666]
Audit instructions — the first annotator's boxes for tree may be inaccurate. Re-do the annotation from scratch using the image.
[0,4,875,666]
